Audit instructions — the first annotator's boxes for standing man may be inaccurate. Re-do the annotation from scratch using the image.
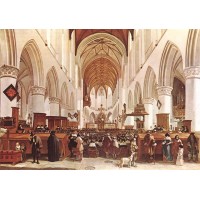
[143,131,156,162]
[47,131,60,162]
[187,132,199,162]
[29,132,43,164]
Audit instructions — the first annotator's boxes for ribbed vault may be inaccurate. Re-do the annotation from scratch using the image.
[84,57,119,93]
[71,29,133,55]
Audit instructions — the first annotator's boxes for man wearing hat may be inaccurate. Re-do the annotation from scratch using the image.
[29,132,43,164]
[143,131,155,162]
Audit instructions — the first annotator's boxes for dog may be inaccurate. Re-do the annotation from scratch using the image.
[119,155,133,168]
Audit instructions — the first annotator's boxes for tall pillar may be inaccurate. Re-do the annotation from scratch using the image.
[156,86,173,130]
[31,86,46,113]
[118,78,123,113]
[157,86,173,114]
[143,98,154,130]
[0,65,19,117]
[49,97,60,116]
[78,80,84,129]
[184,67,200,132]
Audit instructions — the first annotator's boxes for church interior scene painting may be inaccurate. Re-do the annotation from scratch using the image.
[0,29,200,170]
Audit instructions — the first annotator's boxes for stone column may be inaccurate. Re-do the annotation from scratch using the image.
[49,97,60,116]
[78,80,84,129]
[0,65,19,117]
[31,86,46,113]
[156,86,173,130]
[143,98,154,130]
[184,67,200,132]
[157,86,173,114]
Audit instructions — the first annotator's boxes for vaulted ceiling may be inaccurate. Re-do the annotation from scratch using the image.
[70,29,133,55]
[84,57,119,93]
[71,29,133,94]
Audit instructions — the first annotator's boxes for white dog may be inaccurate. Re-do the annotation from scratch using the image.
[119,154,133,168]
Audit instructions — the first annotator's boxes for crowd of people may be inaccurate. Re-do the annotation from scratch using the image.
[12,126,199,167]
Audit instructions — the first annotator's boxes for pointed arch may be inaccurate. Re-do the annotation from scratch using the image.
[60,82,69,105]
[70,92,75,110]
[89,112,96,123]
[46,66,59,98]
[186,29,200,67]
[159,41,184,87]
[21,39,44,86]
[143,66,157,99]
[134,82,142,105]
[0,29,17,66]
[128,90,134,109]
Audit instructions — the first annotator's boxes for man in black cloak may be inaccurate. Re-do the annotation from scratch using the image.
[47,131,60,162]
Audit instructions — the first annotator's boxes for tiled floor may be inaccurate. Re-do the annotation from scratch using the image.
[0,156,200,170]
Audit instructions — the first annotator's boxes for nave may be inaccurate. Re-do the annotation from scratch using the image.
[2,29,200,169]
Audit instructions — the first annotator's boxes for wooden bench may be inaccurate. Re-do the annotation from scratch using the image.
[0,150,22,165]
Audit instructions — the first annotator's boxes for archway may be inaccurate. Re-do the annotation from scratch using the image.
[185,29,200,67]
[128,90,134,110]
[89,112,96,123]
[159,41,184,87]
[0,29,17,66]
[60,82,69,106]
[143,66,158,129]
[18,39,44,121]
[184,30,200,131]
[158,41,185,130]
[46,66,59,98]
[45,66,60,116]
[143,66,157,100]
[69,92,75,110]
[60,82,69,117]
[134,82,142,106]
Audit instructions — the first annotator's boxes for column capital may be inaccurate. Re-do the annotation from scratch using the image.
[143,98,154,104]
[31,86,46,96]
[157,86,173,96]
[0,65,19,78]
[184,66,200,79]
[49,97,60,104]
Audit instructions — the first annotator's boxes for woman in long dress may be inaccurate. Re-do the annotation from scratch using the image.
[172,135,183,164]
[76,133,84,161]
[162,133,173,161]
[176,144,184,166]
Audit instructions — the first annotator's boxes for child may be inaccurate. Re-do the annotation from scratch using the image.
[176,144,184,166]
[15,142,21,151]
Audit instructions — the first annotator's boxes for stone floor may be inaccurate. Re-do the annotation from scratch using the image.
[0,156,200,170]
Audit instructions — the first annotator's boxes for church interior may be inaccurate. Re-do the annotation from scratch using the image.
[0,29,200,170]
